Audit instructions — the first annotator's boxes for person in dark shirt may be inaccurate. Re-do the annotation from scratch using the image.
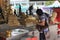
[0,7,4,19]
[0,7,2,13]
[19,4,21,13]
[29,5,33,15]
[19,4,21,16]
[36,9,48,40]
[14,9,17,16]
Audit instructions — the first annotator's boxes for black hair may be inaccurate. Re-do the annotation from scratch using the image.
[36,9,43,16]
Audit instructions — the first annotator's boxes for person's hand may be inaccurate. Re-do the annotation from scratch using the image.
[53,22,60,25]
[49,21,59,25]
[49,21,54,25]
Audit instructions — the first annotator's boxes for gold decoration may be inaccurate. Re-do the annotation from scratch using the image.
[25,15,38,26]
[6,30,11,37]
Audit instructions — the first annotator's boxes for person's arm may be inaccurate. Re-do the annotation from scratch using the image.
[39,20,45,26]
[38,20,45,26]
[50,12,57,24]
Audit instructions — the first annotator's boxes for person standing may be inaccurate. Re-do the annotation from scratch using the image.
[14,9,17,16]
[19,4,21,16]
[36,9,49,40]
[29,5,33,15]
[0,7,4,19]
[51,11,60,37]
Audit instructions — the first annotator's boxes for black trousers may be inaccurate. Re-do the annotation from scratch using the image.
[36,25,46,40]
[40,31,46,40]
